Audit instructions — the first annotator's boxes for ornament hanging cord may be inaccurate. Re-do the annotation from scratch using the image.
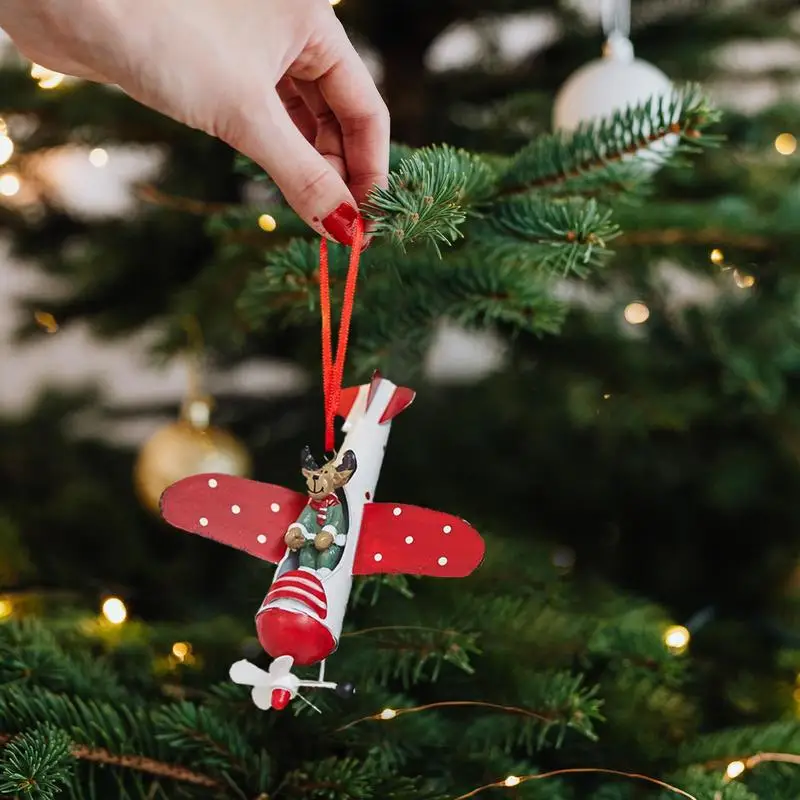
[600,0,630,39]
[319,216,365,453]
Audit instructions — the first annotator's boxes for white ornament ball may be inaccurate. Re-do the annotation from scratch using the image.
[552,34,676,170]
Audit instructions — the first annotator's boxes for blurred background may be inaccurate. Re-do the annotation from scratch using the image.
[5,1,800,793]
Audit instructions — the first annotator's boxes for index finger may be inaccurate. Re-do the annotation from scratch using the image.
[292,26,390,206]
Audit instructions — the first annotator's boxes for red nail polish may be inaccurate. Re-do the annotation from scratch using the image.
[322,202,358,245]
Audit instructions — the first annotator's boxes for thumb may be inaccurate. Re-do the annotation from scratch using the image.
[232,92,359,245]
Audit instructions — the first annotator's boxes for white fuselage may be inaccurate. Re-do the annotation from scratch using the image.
[258,378,398,645]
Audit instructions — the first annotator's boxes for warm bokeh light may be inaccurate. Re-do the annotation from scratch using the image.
[663,624,690,654]
[0,134,14,166]
[726,760,746,779]
[31,64,64,89]
[775,133,797,155]
[379,708,397,720]
[172,641,192,662]
[710,248,724,265]
[258,213,277,232]
[0,173,21,197]
[624,302,650,325]
[101,596,128,624]
[733,269,755,289]
[89,147,109,167]
[330,0,342,5]
[0,598,12,619]
[504,776,521,788]
[34,311,59,334]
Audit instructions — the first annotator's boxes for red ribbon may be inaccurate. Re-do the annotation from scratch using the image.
[319,216,364,453]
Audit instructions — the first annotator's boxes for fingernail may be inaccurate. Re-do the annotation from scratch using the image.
[322,202,358,245]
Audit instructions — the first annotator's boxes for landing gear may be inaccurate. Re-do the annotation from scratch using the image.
[319,660,356,698]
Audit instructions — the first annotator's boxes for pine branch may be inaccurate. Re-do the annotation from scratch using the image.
[500,84,720,197]
[470,196,619,277]
[363,144,496,253]
[0,727,73,800]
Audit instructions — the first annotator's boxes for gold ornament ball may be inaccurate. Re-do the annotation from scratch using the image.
[135,420,251,512]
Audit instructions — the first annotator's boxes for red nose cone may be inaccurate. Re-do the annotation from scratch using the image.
[271,688,291,710]
[257,607,336,666]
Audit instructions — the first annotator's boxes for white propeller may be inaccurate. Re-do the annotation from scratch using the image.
[229,656,340,712]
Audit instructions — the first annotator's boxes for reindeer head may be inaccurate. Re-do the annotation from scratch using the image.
[300,446,357,500]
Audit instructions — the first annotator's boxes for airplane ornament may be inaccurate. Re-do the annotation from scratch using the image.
[160,372,485,712]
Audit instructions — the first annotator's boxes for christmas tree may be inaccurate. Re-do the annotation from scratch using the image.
[4,1,800,798]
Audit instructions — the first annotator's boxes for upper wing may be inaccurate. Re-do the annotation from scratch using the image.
[159,473,307,564]
[353,503,484,578]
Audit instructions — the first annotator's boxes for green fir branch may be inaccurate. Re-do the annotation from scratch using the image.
[470,197,619,277]
[0,726,73,800]
[363,145,494,253]
[501,83,720,197]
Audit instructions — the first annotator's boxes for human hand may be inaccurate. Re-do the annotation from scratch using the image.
[0,0,389,244]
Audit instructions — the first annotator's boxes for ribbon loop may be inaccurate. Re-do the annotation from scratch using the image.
[319,218,364,453]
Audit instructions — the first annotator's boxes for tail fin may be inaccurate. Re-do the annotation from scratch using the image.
[336,371,416,426]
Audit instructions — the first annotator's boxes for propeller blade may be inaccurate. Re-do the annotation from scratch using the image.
[230,659,271,686]
[251,687,273,710]
[268,655,294,677]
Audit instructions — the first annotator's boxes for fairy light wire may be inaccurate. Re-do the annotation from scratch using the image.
[335,700,552,733]
[453,767,697,800]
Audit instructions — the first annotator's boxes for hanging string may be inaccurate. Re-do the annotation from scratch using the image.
[600,0,630,39]
[319,216,365,453]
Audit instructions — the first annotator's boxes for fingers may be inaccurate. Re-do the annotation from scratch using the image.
[236,91,358,244]
[275,76,317,146]
[292,78,347,183]
[291,23,390,207]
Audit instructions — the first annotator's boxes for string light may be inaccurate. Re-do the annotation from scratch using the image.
[624,302,649,325]
[775,133,797,156]
[171,641,192,663]
[257,213,277,232]
[89,147,109,168]
[34,311,59,334]
[733,269,755,289]
[710,248,724,265]
[453,768,698,800]
[379,708,397,720]
[0,598,12,619]
[101,596,127,624]
[0,173,21,197]
[30,63,64,89]
[0,134,14,167]
[725,761,746,779]
[663,624,690,654]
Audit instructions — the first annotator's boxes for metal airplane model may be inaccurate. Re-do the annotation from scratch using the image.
[160,372,485,712]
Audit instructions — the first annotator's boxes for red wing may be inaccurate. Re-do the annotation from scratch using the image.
[353,503,484,578]
[159,473,307,564]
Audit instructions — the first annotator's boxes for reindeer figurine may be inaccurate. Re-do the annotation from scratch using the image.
[284,447,357,574]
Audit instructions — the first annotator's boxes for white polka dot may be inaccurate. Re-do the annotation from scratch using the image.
[208,478,218,488]
[438,556,448,566]
[231,504,241,514]
[393,507,402,516]
[270,503,280,513]
[443,525,452,534]
[257,534,267,544]
[374,553,383,562]
[199,517,208,527]
[405,536,414,544]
